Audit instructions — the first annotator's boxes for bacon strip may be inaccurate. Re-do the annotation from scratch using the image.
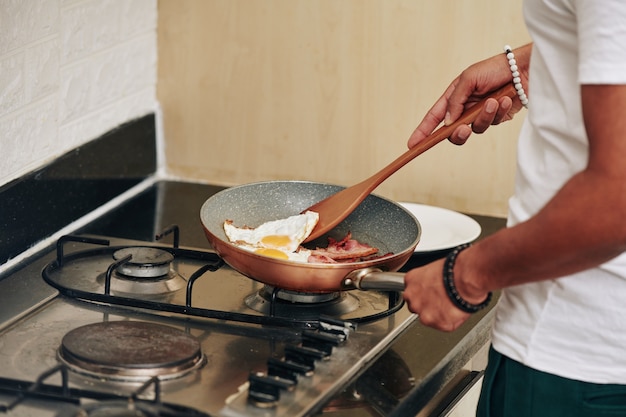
[307,232,390,263]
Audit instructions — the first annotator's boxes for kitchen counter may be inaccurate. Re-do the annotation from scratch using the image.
[78,180,506,417]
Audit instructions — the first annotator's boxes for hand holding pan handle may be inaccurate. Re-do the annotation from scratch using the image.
[342,268,405,292]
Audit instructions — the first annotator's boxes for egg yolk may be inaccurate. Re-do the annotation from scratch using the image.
[260,235,292,249]
[254,248,289,260]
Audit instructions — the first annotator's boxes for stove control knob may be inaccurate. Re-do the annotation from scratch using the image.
[248,371,295,408]
[267,357,311,381]
[302,329,343,356]
[284,345,327,368]
[318,316,356,340]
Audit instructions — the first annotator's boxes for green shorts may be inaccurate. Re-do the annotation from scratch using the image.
[477,346,626,417]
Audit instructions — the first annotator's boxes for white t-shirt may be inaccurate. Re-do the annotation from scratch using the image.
[491,0,626,384]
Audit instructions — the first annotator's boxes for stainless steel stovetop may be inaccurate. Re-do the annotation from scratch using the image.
[0,232,417,417]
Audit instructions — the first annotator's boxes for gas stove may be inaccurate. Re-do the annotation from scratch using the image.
[0,217,416,417]
[0,116,504,417]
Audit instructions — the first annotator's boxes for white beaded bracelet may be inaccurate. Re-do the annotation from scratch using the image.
[504,45,529,108]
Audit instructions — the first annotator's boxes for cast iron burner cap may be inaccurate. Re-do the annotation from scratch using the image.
[113,247,174,278]
[58,321,205,382]
[244,285,359,318]
[103,247,185,295]
[261,285,341,303]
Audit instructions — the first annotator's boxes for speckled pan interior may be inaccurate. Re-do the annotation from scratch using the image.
[200,180,420,255]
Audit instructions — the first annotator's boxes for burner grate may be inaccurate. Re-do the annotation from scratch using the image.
[42,233,404,329]
[0,365,211,417]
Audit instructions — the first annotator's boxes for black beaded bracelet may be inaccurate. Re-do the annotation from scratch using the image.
[442,243,492,314]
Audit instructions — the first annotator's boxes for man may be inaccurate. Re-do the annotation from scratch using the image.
[403,1,626,415]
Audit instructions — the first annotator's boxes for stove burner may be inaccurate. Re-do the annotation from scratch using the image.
[245,286,359,318]
[113,247,174,278]
[261,286,341,303]
[99,247,186,295]
[58,321,205,382]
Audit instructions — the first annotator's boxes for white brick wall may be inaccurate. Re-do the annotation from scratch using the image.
[0,0,158,186]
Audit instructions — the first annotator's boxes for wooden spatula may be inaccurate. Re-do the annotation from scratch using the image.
[302,83,517,243]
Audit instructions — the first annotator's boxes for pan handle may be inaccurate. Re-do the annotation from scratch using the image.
[342,268,405,291]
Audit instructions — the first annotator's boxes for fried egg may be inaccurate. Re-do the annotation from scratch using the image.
[223,211,319,262]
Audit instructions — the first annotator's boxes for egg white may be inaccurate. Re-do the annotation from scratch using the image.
[223,211,319,262]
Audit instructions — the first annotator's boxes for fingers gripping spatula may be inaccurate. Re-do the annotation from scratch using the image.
[302,83,516,243]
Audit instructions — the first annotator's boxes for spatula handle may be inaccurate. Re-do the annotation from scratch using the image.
[302,83,519,243]
[367,83,518,189]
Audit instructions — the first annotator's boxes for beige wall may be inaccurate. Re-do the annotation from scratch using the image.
[157,0,530,217]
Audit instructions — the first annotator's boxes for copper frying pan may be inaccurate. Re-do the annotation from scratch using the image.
[199,181,420,293]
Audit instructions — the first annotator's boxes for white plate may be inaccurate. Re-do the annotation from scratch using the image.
[399,202,482,252]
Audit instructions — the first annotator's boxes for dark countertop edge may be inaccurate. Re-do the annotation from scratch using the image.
[388,212,505,416]
[390,304,496,416]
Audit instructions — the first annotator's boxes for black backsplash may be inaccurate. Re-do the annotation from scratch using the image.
[77,181,227,249]
[0,114,157,265]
